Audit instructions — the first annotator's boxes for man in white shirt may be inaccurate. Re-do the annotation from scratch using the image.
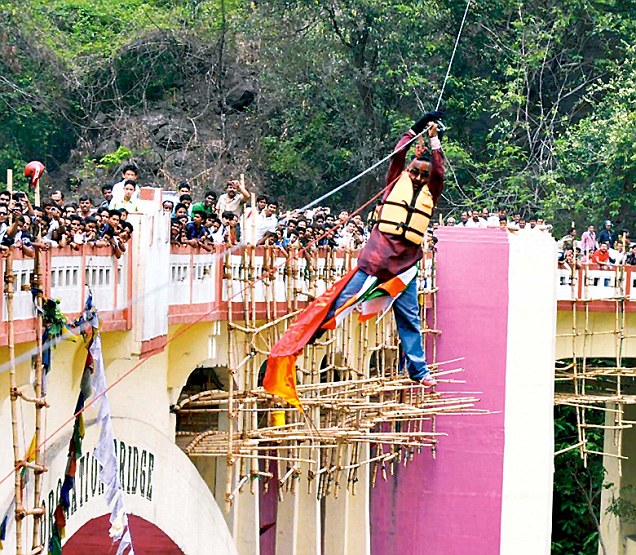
[482,208,500,227]
[465,209,486,228]
[609,242,626,265]
[111,164,140,204]
[255,199,279,244]
[336,220,358,249]
[43,204,63,245]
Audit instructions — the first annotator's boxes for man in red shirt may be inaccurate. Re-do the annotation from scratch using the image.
[591,242,611,267]
[325,111,445,386]
[264,111,445,408]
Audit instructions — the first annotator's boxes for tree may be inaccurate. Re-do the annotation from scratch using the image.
[553,405,606,555]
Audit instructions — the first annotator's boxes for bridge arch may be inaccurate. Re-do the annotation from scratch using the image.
[63,514,185,554]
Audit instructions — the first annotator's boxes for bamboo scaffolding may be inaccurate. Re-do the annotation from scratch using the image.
[4,168,49,553]
[555,258,636,473]
[224,249,237,511]
[174,246,481,503]
[30,244,46,552]
[5,253,25,554]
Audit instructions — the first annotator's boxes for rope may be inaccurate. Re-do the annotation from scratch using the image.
[300,136,421,212]
[303,0,472,211]
[436,0,472,111]
[0,181,393,490]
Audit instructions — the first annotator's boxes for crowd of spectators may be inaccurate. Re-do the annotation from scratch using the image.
[162,176,369,254]
[1,164,634,269]
[0,165,138,259]
[556,221,634,269]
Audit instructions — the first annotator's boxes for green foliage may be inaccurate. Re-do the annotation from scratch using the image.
[0,6,75,180]
[541,51,636,231]
[606,485,636,524]
[29,0,184,59]
[1,0,634,226]
[236,0,635,227]
[98,146,134,169]
[552,405,606,555]
[42,298,69,339]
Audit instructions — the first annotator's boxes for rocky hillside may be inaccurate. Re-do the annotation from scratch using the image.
[53,40,263,201]
[2,1,635,228]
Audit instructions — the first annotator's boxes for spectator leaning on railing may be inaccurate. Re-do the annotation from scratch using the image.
[590,242,612,268]
[626,244,636,266]
[190,190,218,218]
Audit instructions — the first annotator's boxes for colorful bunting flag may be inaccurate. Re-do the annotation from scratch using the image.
[264,268,358,410]
[264,265,419,411]
[46,297,134,554]
[48,331,92,553]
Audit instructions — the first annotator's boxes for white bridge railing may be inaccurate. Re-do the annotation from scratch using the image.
[2,245,634,346]
[0,247,130,345]
[556,264,635,302]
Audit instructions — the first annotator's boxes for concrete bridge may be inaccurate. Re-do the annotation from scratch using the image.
[1,190,635,554]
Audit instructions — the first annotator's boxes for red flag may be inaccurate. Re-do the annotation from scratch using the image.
[54,504,66,536]
[264,267,358,410]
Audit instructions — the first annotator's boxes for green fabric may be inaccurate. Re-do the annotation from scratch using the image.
[48,534,62,555]
[190,201,215,217]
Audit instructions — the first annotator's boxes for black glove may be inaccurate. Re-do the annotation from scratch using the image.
[412,110,445,134]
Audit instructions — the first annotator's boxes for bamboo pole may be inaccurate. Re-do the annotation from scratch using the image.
[30,244,46,552]
[209,241,489,507]
[5,253,25,554]
[225,248,236,511]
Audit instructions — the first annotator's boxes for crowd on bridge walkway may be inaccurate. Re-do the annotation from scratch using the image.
[0,163,634,267]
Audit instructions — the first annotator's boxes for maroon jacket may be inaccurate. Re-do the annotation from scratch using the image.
[357,130,445,281]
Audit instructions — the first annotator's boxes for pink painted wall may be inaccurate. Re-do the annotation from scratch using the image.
[371,228,510,555]
[259,462,278,555]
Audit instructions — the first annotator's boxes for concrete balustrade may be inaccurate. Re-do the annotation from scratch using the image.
[0,246,131,345]
[556,265,635,302]
[1,204,633,350]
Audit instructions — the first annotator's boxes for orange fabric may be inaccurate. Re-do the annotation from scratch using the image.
[358,313,376,323]
[264,267,358,410]
[263,355,303,410]
[378,275,406,297]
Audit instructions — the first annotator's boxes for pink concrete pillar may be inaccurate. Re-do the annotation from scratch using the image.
[370,227,556,555]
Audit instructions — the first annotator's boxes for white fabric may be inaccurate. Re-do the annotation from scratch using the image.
[88,312,135,555]
[255,213,278,243]
[111,179,140,204]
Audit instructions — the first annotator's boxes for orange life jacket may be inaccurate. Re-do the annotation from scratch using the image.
[377,170,434,245]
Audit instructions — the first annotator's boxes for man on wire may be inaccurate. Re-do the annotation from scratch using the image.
[264,111,445,409]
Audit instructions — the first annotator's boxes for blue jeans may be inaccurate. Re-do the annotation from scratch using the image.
[327,269,429,380]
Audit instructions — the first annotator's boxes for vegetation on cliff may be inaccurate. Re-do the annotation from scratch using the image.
[1,0,634,230]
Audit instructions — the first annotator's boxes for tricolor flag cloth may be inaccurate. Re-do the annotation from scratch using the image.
[264,265,419,410]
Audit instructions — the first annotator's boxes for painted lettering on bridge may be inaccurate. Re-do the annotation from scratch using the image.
[41,440,155,544]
